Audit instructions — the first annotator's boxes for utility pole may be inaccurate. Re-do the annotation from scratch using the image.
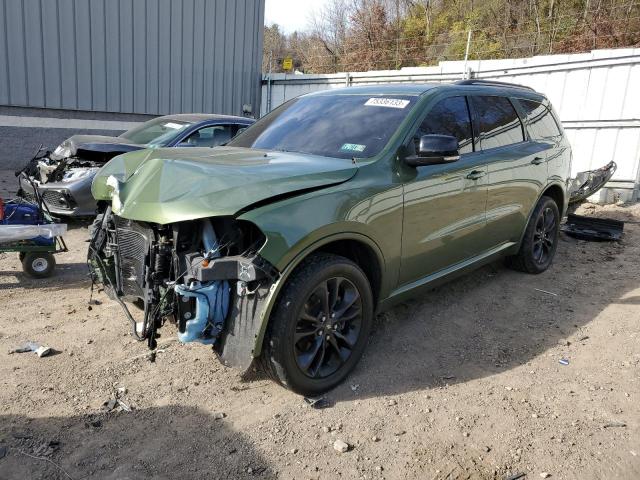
[267,50,273,113]
[395,0,400,69]
[462,30,472,79]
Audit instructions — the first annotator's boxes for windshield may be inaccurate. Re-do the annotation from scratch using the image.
[120,117,192,146]
[227,94,418,159]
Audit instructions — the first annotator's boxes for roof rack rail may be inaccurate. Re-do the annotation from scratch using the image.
[454,79,535,91]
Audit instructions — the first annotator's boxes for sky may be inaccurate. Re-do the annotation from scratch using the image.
[264,0,332,33]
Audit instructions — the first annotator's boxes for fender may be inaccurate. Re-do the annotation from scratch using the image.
[515,180,567,250]
[250,231,386,358]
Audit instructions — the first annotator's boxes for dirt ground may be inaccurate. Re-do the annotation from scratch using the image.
[0,173,638,479]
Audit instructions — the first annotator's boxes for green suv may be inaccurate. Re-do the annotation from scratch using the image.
[88,80,571,395]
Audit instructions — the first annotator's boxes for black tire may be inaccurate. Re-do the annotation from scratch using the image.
[507,195,560,274]
[22,252,56,278]
[260,253,374,396]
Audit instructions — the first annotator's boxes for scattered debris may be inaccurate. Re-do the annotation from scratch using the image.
[568,161,616,204]
[504,473,526,480]
[372,436,380,442]
[213,412,226,420]
[603,421,626,428]
[103,386,132,412]
[350,384,359,392]
[8,342,53,357]
[540,473,551,479]
[559,358,570,366]
[116,399,131,412]
[34,346,52,358]
[386,399,397,406]
[102,398,117,411]
[304,396,331,409]
[534,288,558,296]
[333,440,350,453]
[561,214,624,242]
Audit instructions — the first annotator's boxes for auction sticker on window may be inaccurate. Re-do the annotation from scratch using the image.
[364,97,410,109]
[340,143,366,153]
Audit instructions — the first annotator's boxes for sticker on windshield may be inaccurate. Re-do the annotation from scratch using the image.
[340,143,366,153]
[163,122,184,130]
[364,97,410,109]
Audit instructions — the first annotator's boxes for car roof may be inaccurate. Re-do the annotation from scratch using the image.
[157,113,254,123]
[309,84,439,97]
[305,82,547,102]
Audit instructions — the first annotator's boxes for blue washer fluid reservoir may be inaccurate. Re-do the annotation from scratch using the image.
[175,280,230,345]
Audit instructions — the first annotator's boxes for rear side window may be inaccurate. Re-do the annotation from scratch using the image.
[518,99,562,140]
[414,96,473,154]
[470,96,524,150]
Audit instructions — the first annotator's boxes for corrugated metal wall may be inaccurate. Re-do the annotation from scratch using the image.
[262,48,640,200]
[0,0,265,116]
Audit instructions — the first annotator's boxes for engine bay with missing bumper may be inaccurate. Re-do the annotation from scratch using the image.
[87,208,279,368]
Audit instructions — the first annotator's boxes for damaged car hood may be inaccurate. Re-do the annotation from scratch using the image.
[54,134,143,160]
[92,146,359,224]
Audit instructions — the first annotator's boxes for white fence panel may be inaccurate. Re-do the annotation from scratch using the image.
[262,48,640,201]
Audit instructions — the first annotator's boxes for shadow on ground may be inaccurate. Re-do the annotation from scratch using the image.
[0,262,89,291]
[322,229,638,402]
[0,406,274,480]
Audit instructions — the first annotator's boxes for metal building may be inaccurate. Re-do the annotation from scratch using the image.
[0,0,265,116]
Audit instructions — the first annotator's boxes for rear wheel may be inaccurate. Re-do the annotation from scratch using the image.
[22,252,56,278]
[507,195,560,274]
[260,253,373,395]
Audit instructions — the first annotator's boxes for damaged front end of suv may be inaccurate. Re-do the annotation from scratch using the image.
[89,208,277,368]
[86,146,358,371]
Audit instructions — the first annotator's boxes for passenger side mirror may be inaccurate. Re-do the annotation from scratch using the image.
[404,134,460,167]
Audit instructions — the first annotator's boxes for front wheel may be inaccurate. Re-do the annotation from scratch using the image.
[260,253,374,395]
[506,195,560,274]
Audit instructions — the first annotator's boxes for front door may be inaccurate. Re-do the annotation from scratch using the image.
[398,95,490,287]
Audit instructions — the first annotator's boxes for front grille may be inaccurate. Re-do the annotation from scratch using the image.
[114,216,152,298]
[42,190,73,210]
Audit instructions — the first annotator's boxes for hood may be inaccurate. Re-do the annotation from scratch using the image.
[54,135,144,162]
[92,146,358,224]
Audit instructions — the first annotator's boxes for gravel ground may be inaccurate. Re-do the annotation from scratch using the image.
[0,173,639,479]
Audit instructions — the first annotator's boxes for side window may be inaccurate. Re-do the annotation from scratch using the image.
[469,96,524,150]
[518,99,562,140]
[182,125,234,147]
[414,96,474,154]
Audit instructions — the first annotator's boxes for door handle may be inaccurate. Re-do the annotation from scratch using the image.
[466,170,485,180]
[531,156,545,165]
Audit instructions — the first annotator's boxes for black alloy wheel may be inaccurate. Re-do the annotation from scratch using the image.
[532,205,557,265]
[506,195,560,274]
[294,276,363,379]
[260,253,373,395]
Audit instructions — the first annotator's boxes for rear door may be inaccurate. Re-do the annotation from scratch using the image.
[399,95,490,286]
[469,95,549,247]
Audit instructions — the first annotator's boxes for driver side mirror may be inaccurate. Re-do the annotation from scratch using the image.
[404,134,460,167]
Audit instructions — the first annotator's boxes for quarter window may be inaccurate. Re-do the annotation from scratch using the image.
[470,96,524,150]
[414,96,474,154]
[518,99,562,140]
